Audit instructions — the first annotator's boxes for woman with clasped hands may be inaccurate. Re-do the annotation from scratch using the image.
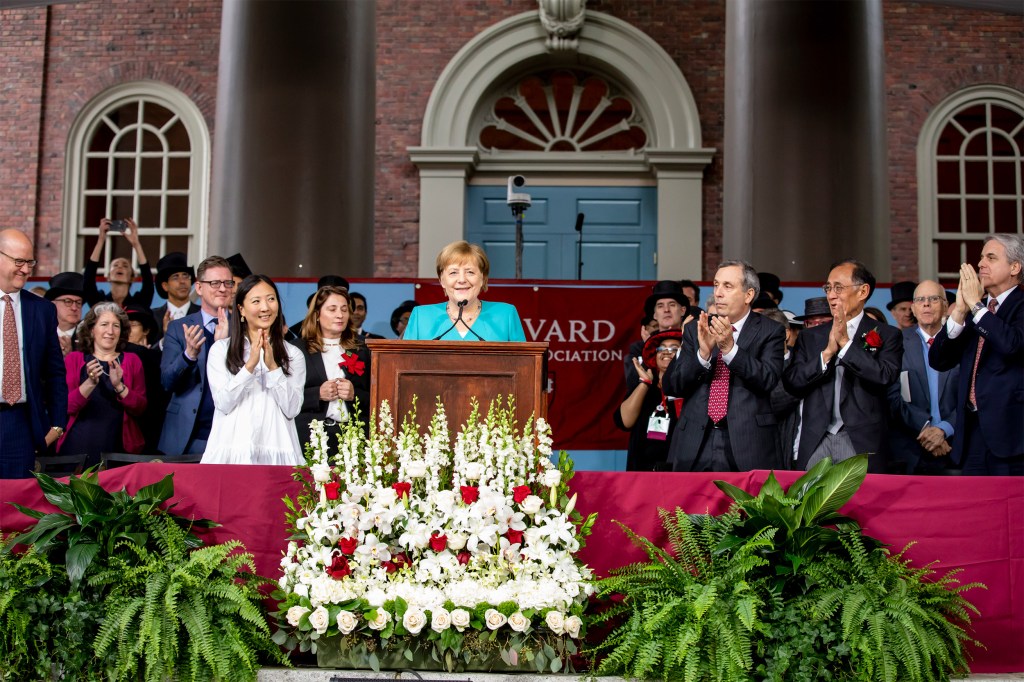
[58,302,147,468]
[201,275,306,465]
[403,240,526,342]
[292,285,370,445]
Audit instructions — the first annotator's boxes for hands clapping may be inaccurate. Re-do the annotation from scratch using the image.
[245,329,277,372]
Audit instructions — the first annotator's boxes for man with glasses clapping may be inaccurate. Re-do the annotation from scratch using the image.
[158,255,235,457]
[44,272,86,356]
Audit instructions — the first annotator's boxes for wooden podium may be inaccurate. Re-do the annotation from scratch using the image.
[364,340,548,434]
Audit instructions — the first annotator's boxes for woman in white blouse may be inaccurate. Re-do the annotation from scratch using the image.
[202,275,306,465]
[292,285,370,446]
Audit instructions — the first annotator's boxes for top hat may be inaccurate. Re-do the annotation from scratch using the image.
[641,329,684,370]
[782,310,804,328]
[154,252,195,299]
[757,272,783,303]
[644,280,691,318]
[44,272,85,301]
[886,281,917,310]
[226,253,252,279]
[751,292,778,310]
[795,296,833,321]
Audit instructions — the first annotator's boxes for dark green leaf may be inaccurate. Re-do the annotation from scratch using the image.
[66,541,100,585]
[34,473,76,512]
[7,502,47,520]
[135,474,175,505]
[714,480,755,503]
[798,455,868,525]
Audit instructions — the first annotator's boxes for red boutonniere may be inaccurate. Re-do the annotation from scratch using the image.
[339,351,365,376]
[861,327,882,352]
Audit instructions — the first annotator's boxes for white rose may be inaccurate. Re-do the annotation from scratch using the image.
[484,608,507,630]
[564,615,582,638]
[520,495,544,515]
[310,463,332,483]
[542,469,561,487]
[286,605,310,628]
[430,607,452,632]
[463,462,484,481]
[447,533,468,550]
[307,606,330,634]
[336,610,359,634]
[507,611,530,632]
[450,608,471,632]
[293,583,309,599]
[403,607,427,635]
[366,608,391,631]
[406,460,427,479]
[433,490,456,512]
[545,610,565,635]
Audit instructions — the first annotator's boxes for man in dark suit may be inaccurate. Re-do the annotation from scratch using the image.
[151,251,199,342]
[663,260,785,472]
[888,280,960,474]
[0,229,69,478]
[784,259,902,473]
[158,255,234,456]
[929,234,1024,475]
[350,292,386,341]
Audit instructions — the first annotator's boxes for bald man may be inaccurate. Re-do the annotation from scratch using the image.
[0,229,68,478]
[888,280,960,474]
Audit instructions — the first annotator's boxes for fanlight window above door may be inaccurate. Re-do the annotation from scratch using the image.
[479,70,647,152]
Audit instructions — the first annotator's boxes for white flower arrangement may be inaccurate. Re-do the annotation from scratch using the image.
[271,397,597,674]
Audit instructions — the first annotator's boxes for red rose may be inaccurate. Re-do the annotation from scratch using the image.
[327,555,351,579]
[382,560,397,574]
[324,481,341,500]
[429,531,448,552]
[392,482,411,499]
[392,552,410,569]
[865,329,882,348]
[460,486,479,504]
[338,536,359,555]
[506,528,524,546]
[457,551,472,565]
[339,352,365,377]
[512,485,531,503]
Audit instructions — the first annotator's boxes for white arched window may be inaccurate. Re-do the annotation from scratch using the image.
[62,81,210,272]
[918,85,1024,281]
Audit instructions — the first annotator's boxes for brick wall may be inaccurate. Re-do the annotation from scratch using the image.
[1,0,1019,280]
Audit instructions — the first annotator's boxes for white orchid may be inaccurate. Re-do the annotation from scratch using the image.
[355,534,391,564]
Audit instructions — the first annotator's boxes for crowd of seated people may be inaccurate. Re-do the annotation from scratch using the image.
[6,218,1021,478]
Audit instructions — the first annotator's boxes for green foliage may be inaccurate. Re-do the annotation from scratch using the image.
[590,455,984,682]
[4,470,217,585]
[91,515,288,682]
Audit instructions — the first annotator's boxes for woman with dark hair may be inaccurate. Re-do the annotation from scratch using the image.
[58,302,147,467]
[292,285,370,445]
[202,275,306,465]
[390,299,418,338]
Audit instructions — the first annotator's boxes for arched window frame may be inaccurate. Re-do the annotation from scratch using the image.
[917,84,1024,280]
[62,81,211,273]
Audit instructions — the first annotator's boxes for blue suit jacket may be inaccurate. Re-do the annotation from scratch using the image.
[888,326,959,471]
[19,292,69,449]
[158,311,210,455]
[929,286,1024,462]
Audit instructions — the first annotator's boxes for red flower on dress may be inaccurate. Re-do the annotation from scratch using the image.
[861,328,882,352]
[339,351,365,376]
[512,485,531,504]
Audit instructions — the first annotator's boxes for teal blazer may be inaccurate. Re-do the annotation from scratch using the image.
[404,301,526,342]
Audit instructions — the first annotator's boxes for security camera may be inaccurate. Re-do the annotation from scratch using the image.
[507,175,531,207]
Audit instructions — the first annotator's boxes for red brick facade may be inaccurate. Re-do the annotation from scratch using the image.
[1,0,1019,280]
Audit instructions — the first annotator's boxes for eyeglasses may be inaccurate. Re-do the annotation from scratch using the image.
[53,298,83,307]
[656,346,680,354]
[0,250,37,269]
[912,295,944,305]
[822,283,865,295]
[198,279,236,290]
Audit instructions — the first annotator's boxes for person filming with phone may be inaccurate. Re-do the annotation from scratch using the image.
[83,217,154,309]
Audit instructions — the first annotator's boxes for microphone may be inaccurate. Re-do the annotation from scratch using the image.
[574,213,585,232]
[432,300,468,340]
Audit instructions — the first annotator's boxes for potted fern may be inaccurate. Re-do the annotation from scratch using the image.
[589,456,983,682]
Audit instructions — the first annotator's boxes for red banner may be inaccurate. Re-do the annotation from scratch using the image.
[415,282,649,449]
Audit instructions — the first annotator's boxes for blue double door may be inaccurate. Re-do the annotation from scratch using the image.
[465,185,657,280]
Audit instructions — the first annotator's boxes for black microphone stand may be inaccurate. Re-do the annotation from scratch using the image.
[510,202,529,279]
[575,212,585,280]
[432,300,468,340]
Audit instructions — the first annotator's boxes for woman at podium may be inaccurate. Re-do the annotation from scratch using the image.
[403,241,527,342]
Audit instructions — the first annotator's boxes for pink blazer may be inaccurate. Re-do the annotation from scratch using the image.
[59,350,148,454]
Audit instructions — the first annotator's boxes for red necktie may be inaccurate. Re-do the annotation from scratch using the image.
[2,295,22,405]
[927,337,934,348]
[707,326,737,424]
[968,299,998,408]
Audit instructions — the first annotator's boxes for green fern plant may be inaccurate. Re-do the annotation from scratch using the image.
[90,515,288,682]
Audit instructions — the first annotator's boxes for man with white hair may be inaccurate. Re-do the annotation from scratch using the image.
[930,234,1024,475]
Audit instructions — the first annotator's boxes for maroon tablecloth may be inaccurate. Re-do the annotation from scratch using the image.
[2,466,1021,673]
